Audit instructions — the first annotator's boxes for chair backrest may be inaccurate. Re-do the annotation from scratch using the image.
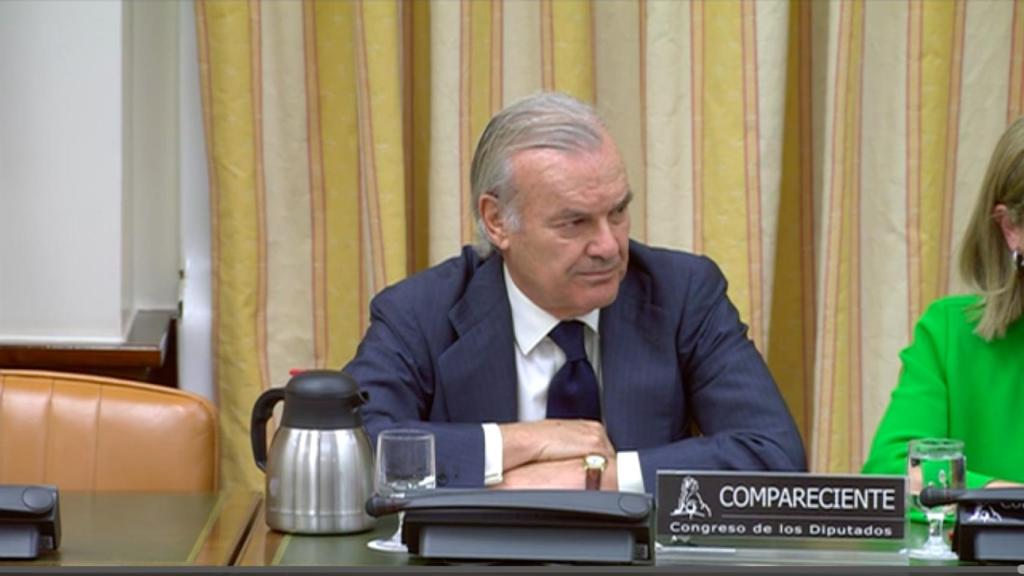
[0,370,218,491]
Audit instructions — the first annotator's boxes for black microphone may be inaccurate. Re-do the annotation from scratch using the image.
[365,496,408,517]
[919,487,965,507]
[920,486,1024,507]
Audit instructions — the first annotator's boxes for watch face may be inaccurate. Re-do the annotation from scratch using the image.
[584,454,607,470]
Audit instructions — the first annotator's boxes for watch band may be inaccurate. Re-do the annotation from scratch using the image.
[583,454,607,491]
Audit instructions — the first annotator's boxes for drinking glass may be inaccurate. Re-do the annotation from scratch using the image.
[907,438,965,561]
[366,429,436,553]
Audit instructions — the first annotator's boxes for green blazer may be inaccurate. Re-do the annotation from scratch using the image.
[863,294,1024,488]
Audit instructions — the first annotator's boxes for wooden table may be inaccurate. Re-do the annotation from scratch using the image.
[1,491,260,566]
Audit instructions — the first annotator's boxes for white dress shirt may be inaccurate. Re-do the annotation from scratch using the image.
[480,264,645,493]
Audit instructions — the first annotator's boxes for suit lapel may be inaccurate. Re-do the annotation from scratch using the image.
[600,262,672,448]
[437,255,519,423]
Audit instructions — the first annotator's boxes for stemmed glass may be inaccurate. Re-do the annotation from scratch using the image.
[907,438,965,561]
[366,429,436,553]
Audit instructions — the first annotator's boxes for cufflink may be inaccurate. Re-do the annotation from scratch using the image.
[583,454,607,491]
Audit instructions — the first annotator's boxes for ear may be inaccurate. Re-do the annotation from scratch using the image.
[479,193,512,251]
[993,203,1022,252]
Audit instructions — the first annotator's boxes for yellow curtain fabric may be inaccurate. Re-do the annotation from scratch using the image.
[196,0,408,492]
[197,0,1024,491]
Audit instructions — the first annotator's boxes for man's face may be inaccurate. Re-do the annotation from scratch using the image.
[485,135,632,319]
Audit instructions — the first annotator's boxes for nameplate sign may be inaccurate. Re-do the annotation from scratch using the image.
[656,471,906,540]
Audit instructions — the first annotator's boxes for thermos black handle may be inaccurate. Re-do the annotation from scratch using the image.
[251,387,286,472]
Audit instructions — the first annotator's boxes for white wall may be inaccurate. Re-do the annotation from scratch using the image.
[0,0,126,343]
[122,0,136,334]
[0,0,181,344]
[131,0,180,311]
[0,0,213,402]
[178,0,215,402]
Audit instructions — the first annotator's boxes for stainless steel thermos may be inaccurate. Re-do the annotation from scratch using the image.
[251,370,375,534]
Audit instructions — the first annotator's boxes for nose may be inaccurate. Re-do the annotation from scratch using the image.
[587,218,620,260]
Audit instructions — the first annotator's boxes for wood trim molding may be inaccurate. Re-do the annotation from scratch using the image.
[0,310,178,386]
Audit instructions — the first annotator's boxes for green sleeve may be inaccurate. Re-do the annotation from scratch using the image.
[966,470,995,489]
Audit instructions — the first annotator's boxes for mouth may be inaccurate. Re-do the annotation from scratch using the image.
[577,267,620,280]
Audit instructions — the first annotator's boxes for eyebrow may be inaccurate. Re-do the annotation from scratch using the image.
[615,190,634,211]
[552,208,588,222]
[551,190,633,222]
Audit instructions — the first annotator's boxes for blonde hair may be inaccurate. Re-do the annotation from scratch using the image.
[959,116,1024,340]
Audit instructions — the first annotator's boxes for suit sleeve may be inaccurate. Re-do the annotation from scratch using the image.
[342,293,486,488]
[637,257,807,489]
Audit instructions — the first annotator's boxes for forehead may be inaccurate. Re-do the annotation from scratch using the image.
[510,138,627,200]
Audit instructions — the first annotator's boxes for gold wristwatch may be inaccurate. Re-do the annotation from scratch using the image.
[583,454,607,491]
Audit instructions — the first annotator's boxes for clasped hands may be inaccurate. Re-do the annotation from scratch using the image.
[494,419,617,491]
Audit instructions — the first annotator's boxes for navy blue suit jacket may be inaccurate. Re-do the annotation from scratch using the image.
[343,241,806,490]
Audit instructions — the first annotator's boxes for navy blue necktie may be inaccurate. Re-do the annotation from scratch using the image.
[545,321,601,420]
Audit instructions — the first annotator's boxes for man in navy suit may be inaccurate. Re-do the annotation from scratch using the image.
[343,92,805,493]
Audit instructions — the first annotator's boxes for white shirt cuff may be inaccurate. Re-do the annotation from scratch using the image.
[616,450,645,493]
[482,423,504,486]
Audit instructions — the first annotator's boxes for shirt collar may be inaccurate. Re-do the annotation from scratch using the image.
[503,263,600,355]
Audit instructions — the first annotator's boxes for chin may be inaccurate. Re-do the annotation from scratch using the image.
[578,287,620,313]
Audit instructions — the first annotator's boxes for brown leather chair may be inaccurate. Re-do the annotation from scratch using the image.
[0,370,218,491]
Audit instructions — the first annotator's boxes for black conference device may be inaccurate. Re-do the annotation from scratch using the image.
[920,486,1024,564]
[367,489,654,565]
[0,484,61,560]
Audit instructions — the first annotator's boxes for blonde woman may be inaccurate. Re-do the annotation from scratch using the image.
[863,117,1024,489]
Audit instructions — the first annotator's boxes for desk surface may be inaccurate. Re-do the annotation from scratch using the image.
[1,491,260,566]
[239,506,942,568]
[239,506,412,567]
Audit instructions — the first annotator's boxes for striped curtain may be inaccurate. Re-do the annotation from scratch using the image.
[197,0,1024,492]
[195,0,410,491]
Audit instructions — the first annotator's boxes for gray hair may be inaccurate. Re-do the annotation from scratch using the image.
[470,92,607,257]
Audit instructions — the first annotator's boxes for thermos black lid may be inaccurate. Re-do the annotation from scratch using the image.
[281,370,368,429]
